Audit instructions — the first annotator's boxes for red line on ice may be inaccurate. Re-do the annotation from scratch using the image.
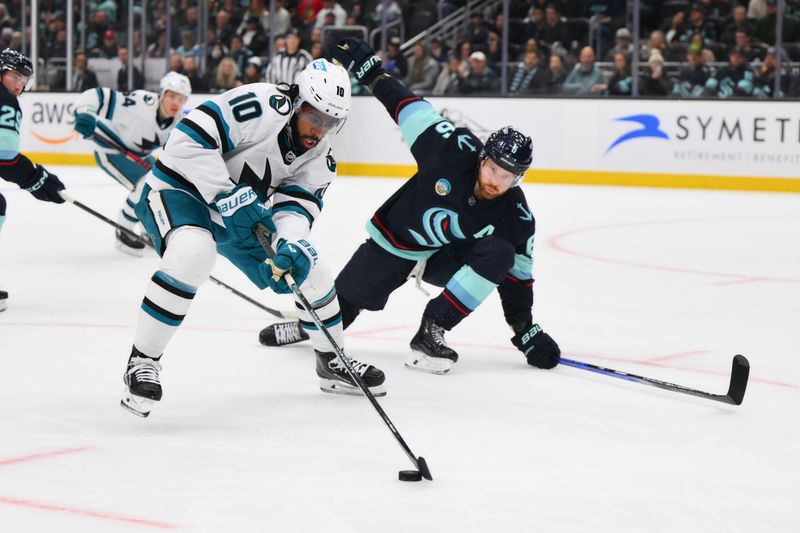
[0,446,93,467]
[0,495,180,529]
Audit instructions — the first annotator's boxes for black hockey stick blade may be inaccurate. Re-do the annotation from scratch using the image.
[724,354,750,405]
[416,456,433,481]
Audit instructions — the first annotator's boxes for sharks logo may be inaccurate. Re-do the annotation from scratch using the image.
[408,207,466,248]
[606,114,669,154]
[269,94,291,116]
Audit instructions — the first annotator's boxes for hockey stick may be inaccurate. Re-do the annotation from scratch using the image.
[85,130,294,319]
[253,223,433,481]
[58,190,292,319]
[558,354,750,405]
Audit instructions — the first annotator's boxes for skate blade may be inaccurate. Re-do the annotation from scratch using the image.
[319,378,386,397]
[405,352,452,374]
[0,301,7,312]
[120,392,154,417]
[115,240,145,257]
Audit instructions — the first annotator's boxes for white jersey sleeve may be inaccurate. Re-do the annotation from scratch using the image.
[74,88,175,156]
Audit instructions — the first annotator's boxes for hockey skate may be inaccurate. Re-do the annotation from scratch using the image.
[407,316,459,374]
[0,289,8,312]
[115,227,147,257]
[259,320,309,346]
[315,350,386,397]
[121,348,162,418]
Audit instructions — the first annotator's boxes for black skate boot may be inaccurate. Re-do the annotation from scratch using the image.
[115,227,146,257]
[0,289,8,312]
[120,347,162,418]
[407,315,459,374]
[315,350,386,397]
[259,320,309,346]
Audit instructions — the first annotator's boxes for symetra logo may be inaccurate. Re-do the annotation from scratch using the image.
[606,114,669,154]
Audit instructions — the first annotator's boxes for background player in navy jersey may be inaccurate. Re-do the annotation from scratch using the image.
[0,49,65,312]
[261,38,560,375]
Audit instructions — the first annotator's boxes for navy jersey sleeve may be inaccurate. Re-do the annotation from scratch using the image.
[496,203,536,330]
[0,88,37,186]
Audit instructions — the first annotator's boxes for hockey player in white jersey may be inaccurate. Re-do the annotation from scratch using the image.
[120,58,385,417]
[72,72,191,255]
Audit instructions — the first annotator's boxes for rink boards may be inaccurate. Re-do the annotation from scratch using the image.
[18,92,800,192]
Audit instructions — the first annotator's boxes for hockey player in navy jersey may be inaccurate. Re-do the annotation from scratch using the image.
[73,72,191,255]
[120,58,385,417]
[261,39,561,375]
[0,48,66,312]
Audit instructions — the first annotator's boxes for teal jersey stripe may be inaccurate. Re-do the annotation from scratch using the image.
[277,184,323,210]
[0,127,20,153]
[141,301,182,326]
[176,121,216,150]
[397,100,447,149]
[106,89,117,119]
[95,87,105,114]
[0,214,5,232]
[155,270,198,294]
[312,286,336,307]
[366,222,436,261]
[151,164,208,206]
[445,265,497,311]
[509,253,533,280]
[300,314,343,330]
[273,203,313,226]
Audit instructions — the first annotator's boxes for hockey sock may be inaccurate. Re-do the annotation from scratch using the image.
[0,192,6,232]
[424,265,498,330]
[295,263,344,351]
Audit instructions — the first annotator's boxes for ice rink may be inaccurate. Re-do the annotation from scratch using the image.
[1,166,798,532]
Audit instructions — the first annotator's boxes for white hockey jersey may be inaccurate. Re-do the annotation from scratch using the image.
[147,82,337,257]
[74,88,178,156]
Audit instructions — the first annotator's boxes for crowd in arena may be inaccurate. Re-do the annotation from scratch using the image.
[1,0,799,98]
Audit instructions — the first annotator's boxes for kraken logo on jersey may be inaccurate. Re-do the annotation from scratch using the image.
[269,95,291,116]
[408,207,465,248]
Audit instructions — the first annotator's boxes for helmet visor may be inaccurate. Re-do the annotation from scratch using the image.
[297,102,346,135]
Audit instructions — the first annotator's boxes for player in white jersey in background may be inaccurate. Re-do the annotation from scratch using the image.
[120,58,385,417]
[72,72,191,255]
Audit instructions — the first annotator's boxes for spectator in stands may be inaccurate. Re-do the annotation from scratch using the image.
[1,27,12,49]
[748,0,768,19]
[672,43,711,98]
[544,52,567,94]
[664,10,687,44]
[639,49,672,96]
[734,29,765,62]
[316,0,347,27]
[229,34,254,75]
[215,57,242,92]
[239,15,268,56]
[206,42,228,79]
[72,51,98,92]
[405,42,440,94]
[486,32,503,66]
[541,3,571,47]
[243,57,264,84]
[516,38,541,62]
[267,1,293,36]
[98,29,118,59]
[605,27,635,61]
[9,30,20,52]
[169,51,184,74]
[562,46,604,95]
[753,46,792,98]
[704,47,756,97]
[683,3,718,45]
[588,0,626,52]
[466,12,490,48]
[457,40,472,71]
[382,37,408,79]
[116,47,144,92]
[238,0,270,32]
[433,54,462,95]
[309,41,324,60]
[509,49,546,95]
[374,0,403,24]
[753,0,799,45]
[266,29,312,85]
[0,3,12,30]
[177,30,203,59]
[182,55,209,92]
[298,0,324,27]
[458,51,499,95]
[524,6,546,42]
[605,52,632,95]
[179,6,200,43]
[214,10,237,48]
[721,4,754,47]
[430,38,449,64]
[644,30,669,61]
[147,32,168,58]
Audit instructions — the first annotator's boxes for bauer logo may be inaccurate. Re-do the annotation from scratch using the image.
[217,188,258,214]
[434,178,451,196]
[605,114,669,154]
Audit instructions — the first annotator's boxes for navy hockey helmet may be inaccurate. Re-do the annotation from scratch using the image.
[481,126,533,185]
[0,48,33,78]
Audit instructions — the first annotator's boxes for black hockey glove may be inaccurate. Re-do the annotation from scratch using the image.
[511,323,560,369]
[21,165,65,204]
[330,38,385,85]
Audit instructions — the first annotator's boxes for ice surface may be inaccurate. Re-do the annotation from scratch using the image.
[1,167,798,532]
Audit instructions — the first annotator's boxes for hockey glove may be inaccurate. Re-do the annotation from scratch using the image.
[215,184,276,248]
[266,240,315,294]
[330,38,385,85]
[73,112,97,138]
[511,323,560,369]
[21,165,65,204]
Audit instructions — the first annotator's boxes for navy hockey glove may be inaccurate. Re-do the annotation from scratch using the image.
[21,165,65,204]
[511,323,560,369]
[330,38,384,85]
[215,184,276,247]
[74,112,97,139]
[266,240,315,294]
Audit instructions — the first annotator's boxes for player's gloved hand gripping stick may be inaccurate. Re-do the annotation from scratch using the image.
[253,223,433,482]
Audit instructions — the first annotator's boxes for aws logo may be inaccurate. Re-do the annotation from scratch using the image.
[605,114,669,154]
[30,101,80,144]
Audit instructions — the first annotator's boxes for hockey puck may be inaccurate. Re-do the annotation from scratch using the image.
[398,470,423,482]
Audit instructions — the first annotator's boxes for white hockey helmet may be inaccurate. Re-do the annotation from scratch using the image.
[159,71,192,98]
[294,58,351,134]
